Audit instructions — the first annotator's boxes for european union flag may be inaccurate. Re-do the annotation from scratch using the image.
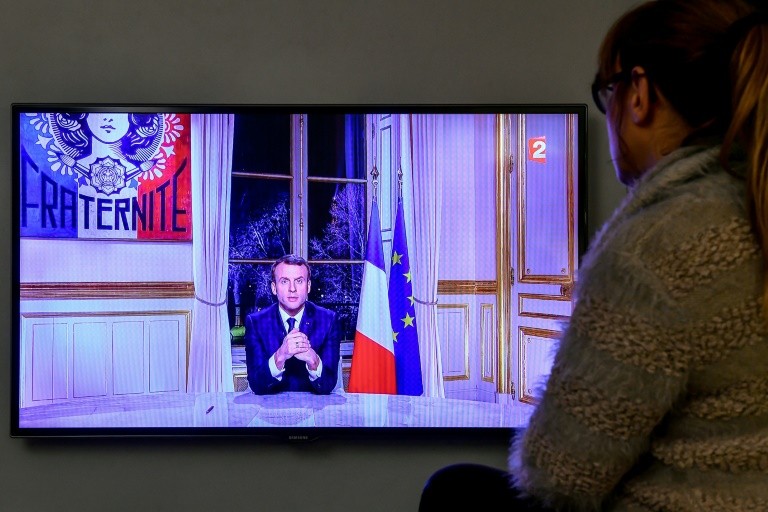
[389,198,424,396]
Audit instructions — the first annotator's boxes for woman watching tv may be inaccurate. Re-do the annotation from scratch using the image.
[420,0,768,510]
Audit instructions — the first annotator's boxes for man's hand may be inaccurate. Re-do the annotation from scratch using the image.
[293,344,320,371]
[274,328,311,370]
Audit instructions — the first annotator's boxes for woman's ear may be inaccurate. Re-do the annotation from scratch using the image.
[628,66,653,125]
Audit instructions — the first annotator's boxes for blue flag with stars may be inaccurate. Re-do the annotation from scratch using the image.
[389,198,424,396]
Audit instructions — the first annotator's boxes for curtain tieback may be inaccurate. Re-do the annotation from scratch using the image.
[195,294,227,307]
[414,296,438,306]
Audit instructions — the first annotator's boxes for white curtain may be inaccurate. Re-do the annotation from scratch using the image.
[188,113,235,392]
[400,114,445,398]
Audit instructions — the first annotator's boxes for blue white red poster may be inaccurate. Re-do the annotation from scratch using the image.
[19,112,192,240]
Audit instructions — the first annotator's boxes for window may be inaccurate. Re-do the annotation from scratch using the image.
[227,113,367,343]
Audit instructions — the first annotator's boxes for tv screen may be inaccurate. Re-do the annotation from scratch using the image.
[11,104,587,439]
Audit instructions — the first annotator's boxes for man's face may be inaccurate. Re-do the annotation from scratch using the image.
[271,262,311,317]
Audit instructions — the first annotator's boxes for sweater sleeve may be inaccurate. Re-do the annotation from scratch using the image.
[508,255,687,511]
[508,183,762,511]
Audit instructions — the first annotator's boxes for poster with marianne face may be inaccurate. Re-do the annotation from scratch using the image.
[19,112,192,240]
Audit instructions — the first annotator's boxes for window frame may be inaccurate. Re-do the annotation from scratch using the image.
[228,112,369,342]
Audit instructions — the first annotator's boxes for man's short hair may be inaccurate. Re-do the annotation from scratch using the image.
[271,254,311,282]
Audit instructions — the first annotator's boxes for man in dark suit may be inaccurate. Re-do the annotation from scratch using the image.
[244,254,341,395]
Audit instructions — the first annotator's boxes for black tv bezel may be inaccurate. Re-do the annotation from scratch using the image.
[10,102,588,441]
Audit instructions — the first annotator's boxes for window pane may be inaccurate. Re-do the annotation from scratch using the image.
[229,177,290,260]
[307,114,366,179]
[228,263,274,344]
[309,262,362,342]
[308,182,365,260]
[232,114,291,174]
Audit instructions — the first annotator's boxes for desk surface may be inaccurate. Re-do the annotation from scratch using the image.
[18,391,535,429]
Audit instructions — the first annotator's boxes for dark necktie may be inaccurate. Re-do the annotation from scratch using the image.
[287,317,296,332]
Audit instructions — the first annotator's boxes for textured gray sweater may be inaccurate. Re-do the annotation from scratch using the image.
[509,144,767,511]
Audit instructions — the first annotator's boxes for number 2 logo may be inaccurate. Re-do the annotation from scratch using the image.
[528,136,546,163]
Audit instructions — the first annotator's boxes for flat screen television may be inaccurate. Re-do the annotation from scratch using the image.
[11,103,587,440]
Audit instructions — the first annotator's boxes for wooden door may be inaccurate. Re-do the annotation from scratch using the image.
[501,113,579,404]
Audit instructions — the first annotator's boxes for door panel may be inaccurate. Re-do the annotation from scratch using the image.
[508,113,578,403]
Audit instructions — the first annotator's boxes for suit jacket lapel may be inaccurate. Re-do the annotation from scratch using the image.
[300,301,313,335]
[273,305,287,348]
[300,301,320,347]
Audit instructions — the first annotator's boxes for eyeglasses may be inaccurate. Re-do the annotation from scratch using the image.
[591,70,632,114]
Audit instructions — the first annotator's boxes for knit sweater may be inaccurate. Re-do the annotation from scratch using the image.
[508,144,767,511]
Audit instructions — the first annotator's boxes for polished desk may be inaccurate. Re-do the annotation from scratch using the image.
[18,391,534,430]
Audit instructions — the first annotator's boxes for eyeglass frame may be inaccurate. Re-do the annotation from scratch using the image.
[591,69,633,115]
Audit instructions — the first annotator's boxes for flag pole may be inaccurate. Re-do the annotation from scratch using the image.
[390,159,424,396]
[371,123,379,203]
[347,121,397,395]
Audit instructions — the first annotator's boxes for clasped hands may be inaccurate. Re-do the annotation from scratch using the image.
[275,327,320,371]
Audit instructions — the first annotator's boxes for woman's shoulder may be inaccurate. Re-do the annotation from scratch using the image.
[603,156,749,260]
[577,164,758,310]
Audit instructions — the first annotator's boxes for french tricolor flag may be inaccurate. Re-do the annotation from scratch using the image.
[347,200,396,394]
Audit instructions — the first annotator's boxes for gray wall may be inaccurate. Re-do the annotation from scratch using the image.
[0,1,635,510]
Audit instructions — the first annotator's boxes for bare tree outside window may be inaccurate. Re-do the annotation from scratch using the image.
[227,112,367,343]
[309,183,365,340]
